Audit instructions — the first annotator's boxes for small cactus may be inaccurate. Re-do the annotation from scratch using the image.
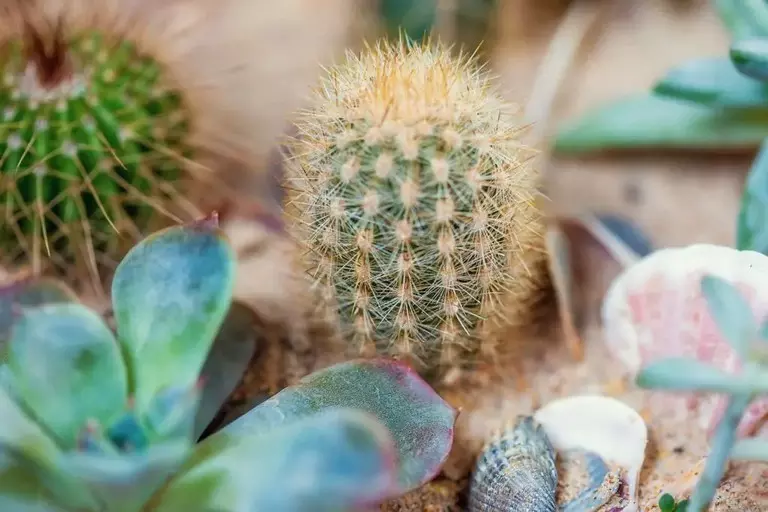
[286,38,548,375]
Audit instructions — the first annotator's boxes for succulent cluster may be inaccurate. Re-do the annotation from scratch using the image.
[0,217,456,511]
[286,38,548,376]
[659,493,689,512]
[636,273,768,511]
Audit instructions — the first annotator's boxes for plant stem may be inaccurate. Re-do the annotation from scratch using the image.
[687,393,752,511]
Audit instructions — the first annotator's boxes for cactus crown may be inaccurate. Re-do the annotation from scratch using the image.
[288,38,544,372]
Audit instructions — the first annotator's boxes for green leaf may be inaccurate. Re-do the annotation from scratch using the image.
[636,357,743,392]
[700,274,756,357]
[730,437,768,460]
[111,216,236,412]
[653,58,768,108]
[5,304,127,449]
[153,409,398,512]
[143,385,201,443]
[193,302,259,439]
[731,38,768,81]
[714,0,768,39]
[59,439,191,512]
[0,277,77,350]
[379,0,438,42]
[553,94,768,154]
[220,359,457,494]
[737,138,768,253]
[658,493,676,512]
[0,451,68,512]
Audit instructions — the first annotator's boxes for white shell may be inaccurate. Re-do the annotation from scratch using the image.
[601,244,768,436]
[533,395,648,512]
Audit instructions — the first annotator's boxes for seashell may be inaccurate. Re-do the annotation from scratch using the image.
[534,395,648,512]
[558,450,621,512]
[601,244,768,437]
[469,416,557,512]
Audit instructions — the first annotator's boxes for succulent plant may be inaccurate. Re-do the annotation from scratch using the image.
[0,0,292,287]
[632,273,768,511]
[0,216,457,511]
[659,493,689,512]
[285,37,548,376]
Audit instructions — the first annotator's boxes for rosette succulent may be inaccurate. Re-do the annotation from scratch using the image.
[0,217,457,511]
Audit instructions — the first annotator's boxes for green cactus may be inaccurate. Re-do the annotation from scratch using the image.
[0,216,456,511]
[0,27,192,283]
[286,38,547,376]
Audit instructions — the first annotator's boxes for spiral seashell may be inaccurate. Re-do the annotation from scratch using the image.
[468,415,557,512]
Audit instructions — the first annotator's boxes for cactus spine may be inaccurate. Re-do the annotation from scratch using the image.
[286,38,548,375]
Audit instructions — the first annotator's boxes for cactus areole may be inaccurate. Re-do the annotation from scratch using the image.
[0,25,191,281]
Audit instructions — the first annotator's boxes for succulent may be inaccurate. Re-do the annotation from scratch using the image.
[659,493,689,512]
[0,216,456,511]
[634,273,768,511]
[285,37,548,376]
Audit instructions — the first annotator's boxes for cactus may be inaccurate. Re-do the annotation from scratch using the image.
[0,216,457,511]
[286,38,548,375]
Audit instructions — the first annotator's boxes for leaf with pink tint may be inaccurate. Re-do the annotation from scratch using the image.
[219,358,457,496]
[602,244,768,437]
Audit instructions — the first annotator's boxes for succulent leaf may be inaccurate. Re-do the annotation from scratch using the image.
[5,303,127,449]
[0,277,77,348]
[713,0,768,39]
[636,357,745,393]
[220,359,456,494]
[59,439,191,512]
[193,302,259,439]
[731,38,768,81]
[0,455,67,512]
[653,57,768,108]
[144,385,201,442]
[553,94,768,153]
[153,409,398,512]
[111,217,236,411]
[379,0,438,41]
[737,138,768,253]
[729,437,768,460]
[700,275,757,357]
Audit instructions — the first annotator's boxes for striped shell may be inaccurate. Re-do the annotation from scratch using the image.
[469,416,557,512]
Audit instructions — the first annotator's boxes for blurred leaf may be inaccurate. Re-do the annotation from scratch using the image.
[0,454,67,512]
[144,385,201,442]
[653,57,768,108]
[700,275,756,357]
[731,38,768,81]
[154,409,398,512]
[6,304,127,449]
[111,216,236,412]
[554,94,768,154]
[219,359,456,495]
[736,139,768,253]
[379,0,437,42]
[193,302,259,439]
[636,358,744,392]
[0,277,77,348]
[730,437,768,460]
[714,0,768,40]
[59,439,191,511]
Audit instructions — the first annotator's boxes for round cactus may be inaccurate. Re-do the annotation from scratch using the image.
[286,38,548,375]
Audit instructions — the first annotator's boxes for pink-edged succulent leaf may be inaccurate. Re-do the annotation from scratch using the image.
[602,244,768,437]
[218,359,456,495]
[0,276,77,347]
[111,214,236,412]
[193,302,259,439]
[152,409,398,512]
[5,303,128,450]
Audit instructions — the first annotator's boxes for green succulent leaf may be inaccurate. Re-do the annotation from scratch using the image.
[220,359,457,494]
[0,277,77,351]
[653,57,768,108]
[730,437,768,460]
[731,38,768,81]
[143,385,201,442]
[700,274,756,356]
[636,357,744,392]
[553,94,768,154]
[153,409,398,512]
[193,302,259,439]
[737,138,768,253]
[5,303,127,449]
[59,439,191,512]
[111,216,236,412]
[658,493,676,512]
[714,0,768,39]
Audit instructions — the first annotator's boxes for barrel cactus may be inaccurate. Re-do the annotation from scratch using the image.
[0,217,456,511]
[286,38,548,377]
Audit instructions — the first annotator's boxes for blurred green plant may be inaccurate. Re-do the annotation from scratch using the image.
[635,274,768,511]
[554,0,768,256]
[659,493,690,512]
[0,216,456,511]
